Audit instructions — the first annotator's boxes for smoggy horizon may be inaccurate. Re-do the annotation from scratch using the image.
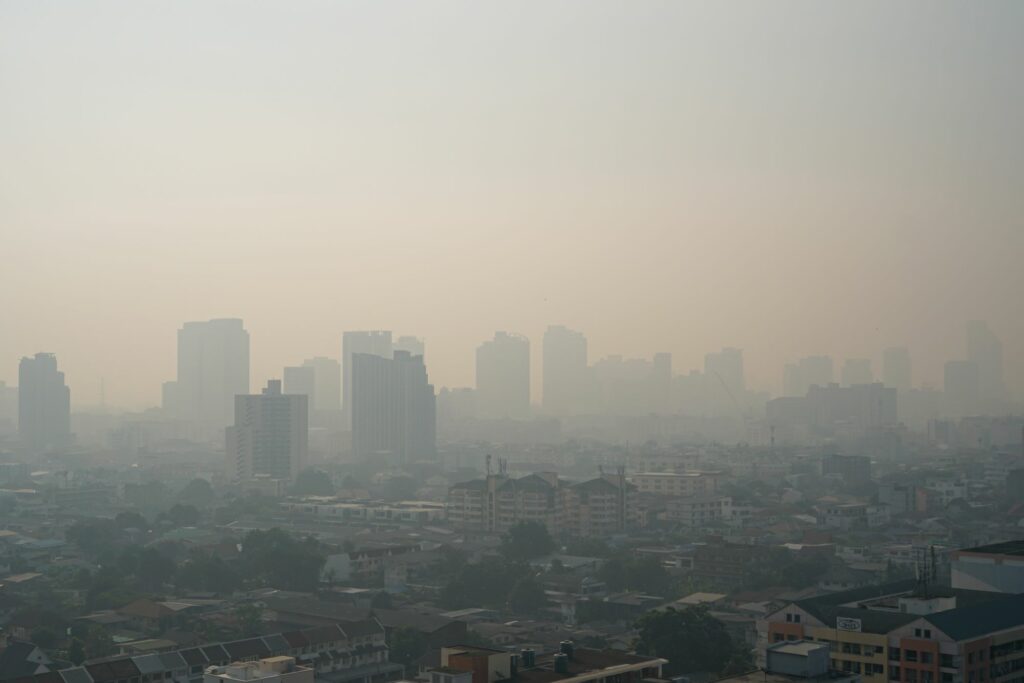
[3,2,1023,409]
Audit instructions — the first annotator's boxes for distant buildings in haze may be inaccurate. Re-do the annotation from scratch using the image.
[18,352,71,452]
[351,350,436,462]
[475,332,530,419]
[542,325,588,417]
[226,379,308,484]
[163,318,249,428]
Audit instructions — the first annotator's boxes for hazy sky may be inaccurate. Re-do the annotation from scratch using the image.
[2,1,1022,409]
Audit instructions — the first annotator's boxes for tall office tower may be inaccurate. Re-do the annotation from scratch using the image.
[841,358,873,386]
[966,321,1006,405]
[351,351,436,462]
[882,347,912,391]
[301,357,341,412]
[476,332,530,419]
[164,319,249,428]
[283,365,316,399]
[18,353,71,451]
[342,331,392,428]
[944,360,980,417]
[226,380,308,483]
[705,348,745,394]
[394,335,425,359]
[542,325,588,416]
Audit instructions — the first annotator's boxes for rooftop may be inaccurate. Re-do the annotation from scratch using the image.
[957,539,1024,557]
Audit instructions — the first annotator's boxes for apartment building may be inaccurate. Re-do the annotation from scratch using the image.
[447,472,634,537]
[20,619,401,683]
[629,471,721,497]
[204,657,312,683]
[664,495,733,527]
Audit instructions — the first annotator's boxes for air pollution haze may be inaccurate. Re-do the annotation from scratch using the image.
[2,2,1023,409]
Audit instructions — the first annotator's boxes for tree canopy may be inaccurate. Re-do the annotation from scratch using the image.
[635,607,738,676]
[501,521,555,561]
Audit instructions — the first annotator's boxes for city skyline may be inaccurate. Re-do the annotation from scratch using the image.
[3,2,1023,409]
[2,318,1019,412]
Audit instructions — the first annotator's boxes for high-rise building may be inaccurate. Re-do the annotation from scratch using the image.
[0,381,18,435]
[966,321,1005,405]
[342,331,392,428]
[300,357,341,412]
[841,358,873,386]
[705,347,745,395]
[283,365,316,399]
[226,379,308,483]
[882,347,912,391]
[18,353,71,452]
[476,332,530,419]
[164,319,249,428]
[393,335,425,359]
[783,355,834,396]
[542,325,587,416]
[945,360,980,416]
[351,350,435,462]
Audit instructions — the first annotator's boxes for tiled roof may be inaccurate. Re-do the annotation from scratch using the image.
[222,639,270,660]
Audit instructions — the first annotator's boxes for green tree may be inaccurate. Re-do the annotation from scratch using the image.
[68,639,86,665]
[239,528,326,591]
[501,521,555,561]
[389,627,429,668]
[179,478,216,507]
[293,468,336,496]
[233,604,264,637]
[82,625,116,660]
[635,607,736,675]
[508,576,549,615]
[158,504,201,528]
[31,627,58,650]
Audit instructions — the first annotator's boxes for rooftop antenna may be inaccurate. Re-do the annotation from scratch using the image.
[486,454,492,477]
[100,378,106,414]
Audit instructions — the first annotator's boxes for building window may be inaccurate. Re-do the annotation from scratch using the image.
[921,653,933,664]
[906,651,919,663]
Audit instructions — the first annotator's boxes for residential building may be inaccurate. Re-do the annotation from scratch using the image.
[17,352,71,451]
[204,657,312,683]
[950,541,1024,593]
[439,644,666,683]
[447,471,634,537]
[819,504,890,530]
[164,318,250,428]
[821,454,872,486]
[343,331,393,427]
[393,336,425,359]
[301,356,341,412]
[664,495,733,527]
[283,366,316,401]
[629,471,721,497]
[17,619,399,683]
[476,332,530,419]
[542,325,588,417]
[226,380,308,484]
[351,350,436,462]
